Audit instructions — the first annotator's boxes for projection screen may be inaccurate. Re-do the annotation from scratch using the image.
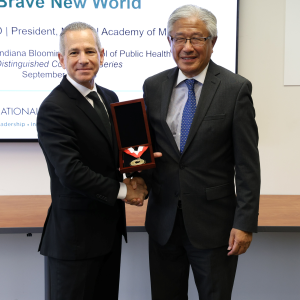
[0,0,239,141]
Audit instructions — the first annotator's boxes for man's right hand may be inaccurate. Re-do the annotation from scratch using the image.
[123,178,148,206]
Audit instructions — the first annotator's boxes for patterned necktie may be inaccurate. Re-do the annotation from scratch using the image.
[180,79,197,153]
[88,91,112,143]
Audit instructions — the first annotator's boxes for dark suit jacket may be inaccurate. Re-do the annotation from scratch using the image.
[37,76,126,260]
[142,60,260,249]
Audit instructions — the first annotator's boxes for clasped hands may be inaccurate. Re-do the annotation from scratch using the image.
[122,152,162,206]
[123,177,148,206]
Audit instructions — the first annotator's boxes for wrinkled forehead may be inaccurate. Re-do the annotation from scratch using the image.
[64,30,98,48]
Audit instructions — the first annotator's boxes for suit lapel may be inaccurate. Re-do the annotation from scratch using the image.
[60,77,113,149]
[181,61,221,155]
[160,68,181,159]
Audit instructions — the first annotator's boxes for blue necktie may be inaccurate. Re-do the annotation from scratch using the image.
[180,79,197,153]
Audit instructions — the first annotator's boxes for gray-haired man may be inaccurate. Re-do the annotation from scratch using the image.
[142,5,260,299]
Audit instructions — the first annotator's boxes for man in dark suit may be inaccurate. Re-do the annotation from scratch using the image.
[142,5,260,300]
[37,22,147,300]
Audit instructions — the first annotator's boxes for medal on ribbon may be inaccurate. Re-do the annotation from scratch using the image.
[124,146,148,166]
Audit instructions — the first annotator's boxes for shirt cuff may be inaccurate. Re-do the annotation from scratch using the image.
[117,182,127,199]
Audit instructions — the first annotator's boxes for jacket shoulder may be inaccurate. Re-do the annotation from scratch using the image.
[144,67,177,85]
[96,84,119,104]
[96,84,116,96]
[209,61,251,86]
[40,85,66,107]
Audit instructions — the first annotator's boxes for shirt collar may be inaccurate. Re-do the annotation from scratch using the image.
[66,75,97,97]
[176,63,209,87]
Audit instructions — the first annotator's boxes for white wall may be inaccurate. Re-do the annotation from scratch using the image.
[238,0,300,194]
[1,232,300,300]
[0,143,49,195]
[0,234,44,300]
[284,0,300,85]
[0,1,300,300]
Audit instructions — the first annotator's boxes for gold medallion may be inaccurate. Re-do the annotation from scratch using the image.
[130,158,146,166]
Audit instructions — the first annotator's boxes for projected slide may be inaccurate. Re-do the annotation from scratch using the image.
[0,0,238,139]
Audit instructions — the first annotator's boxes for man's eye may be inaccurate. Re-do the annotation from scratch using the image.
[175,38,185,42]
[69,52,77,56]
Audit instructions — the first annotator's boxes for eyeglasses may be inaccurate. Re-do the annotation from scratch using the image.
[169,36,212,47]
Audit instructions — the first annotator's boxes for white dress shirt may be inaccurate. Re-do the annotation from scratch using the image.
[166,64,209,149]
[66,75,127,199]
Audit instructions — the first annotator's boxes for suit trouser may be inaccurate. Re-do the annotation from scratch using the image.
[48,232,122,300]
[149,209,238,300]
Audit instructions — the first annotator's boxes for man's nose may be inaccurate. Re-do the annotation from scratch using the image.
[78,52,89,64]
[182,39,194,52]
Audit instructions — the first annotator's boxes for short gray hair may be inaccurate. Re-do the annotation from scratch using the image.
[59,22,102,55]
[167,5,218,38]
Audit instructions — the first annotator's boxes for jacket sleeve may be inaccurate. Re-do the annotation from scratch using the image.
[232,80,261,232]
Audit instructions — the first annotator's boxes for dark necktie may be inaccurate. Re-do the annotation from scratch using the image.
[180,79,197,153]
[88,91,112,143]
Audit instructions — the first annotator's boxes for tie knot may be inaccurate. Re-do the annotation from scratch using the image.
[88,91,99,102]
[185,79,195,90]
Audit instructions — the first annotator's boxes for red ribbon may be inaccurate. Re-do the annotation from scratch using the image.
[123,146,148,158]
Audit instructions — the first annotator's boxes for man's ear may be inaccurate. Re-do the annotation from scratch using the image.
[58,53,66,69]
[167,36,172,47]
[99,48,104,66]
[212,36,218,48]
[210,37,218,55]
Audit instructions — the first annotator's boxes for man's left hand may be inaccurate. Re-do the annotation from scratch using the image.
[227,228,252,256]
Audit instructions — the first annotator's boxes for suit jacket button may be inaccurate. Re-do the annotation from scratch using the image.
[96,194,101,199]
[180,164,185,170]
